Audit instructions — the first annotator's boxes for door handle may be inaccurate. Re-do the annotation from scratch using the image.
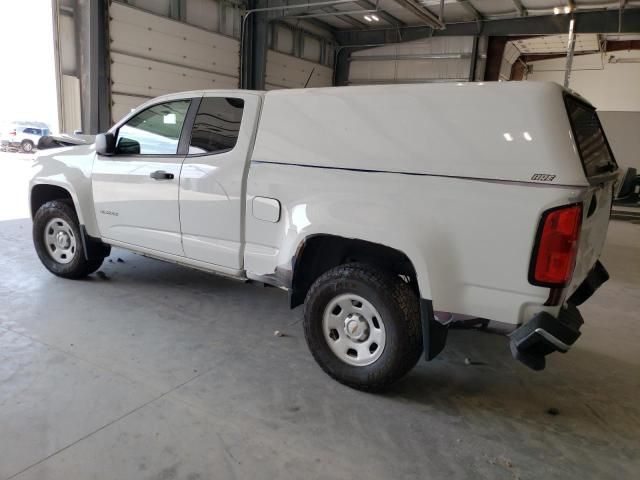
[150,170,174,180]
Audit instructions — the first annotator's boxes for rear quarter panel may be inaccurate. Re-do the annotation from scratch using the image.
[245,163,587,326]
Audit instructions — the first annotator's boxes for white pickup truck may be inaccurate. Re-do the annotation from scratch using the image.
[30,82,617,391]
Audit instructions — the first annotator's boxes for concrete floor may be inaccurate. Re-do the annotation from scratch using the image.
[1,153,639,479]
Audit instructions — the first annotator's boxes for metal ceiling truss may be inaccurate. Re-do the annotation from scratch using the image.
[511,0,527,17]
[334,9,640,45]
[390,0,444,29]
[356,0,406,26]
[456,0,482,20]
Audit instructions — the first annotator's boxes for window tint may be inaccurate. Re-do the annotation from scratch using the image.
[116,100,190,155]
[188,97,244,155]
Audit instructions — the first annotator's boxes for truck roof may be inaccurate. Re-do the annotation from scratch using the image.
[149,81,587,105]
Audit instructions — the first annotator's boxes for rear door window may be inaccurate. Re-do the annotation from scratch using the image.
[564,94,618,179]
[188,97,244,155]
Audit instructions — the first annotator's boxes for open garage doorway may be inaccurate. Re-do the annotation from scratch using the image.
[0,0,58,221]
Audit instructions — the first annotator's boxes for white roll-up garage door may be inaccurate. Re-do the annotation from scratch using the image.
[109,1,239,123]
[265,51,333,90]
[348,37,474,86]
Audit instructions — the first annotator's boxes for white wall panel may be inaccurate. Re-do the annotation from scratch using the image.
[61,75,81,132]
[185,0,219,31]
[221,4,240,37]
[303,37,321,63]
[129,0,171,16]
[526,50,640,111]
[58,14,76,75]
[265,50,333,89]
[109,1,239,123]
[275,26,294,54]
[599,111,640,170]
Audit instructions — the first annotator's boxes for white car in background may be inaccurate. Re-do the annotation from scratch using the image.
[1,123,51,153]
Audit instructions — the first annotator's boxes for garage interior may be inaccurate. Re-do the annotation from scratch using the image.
[1,0,640,479]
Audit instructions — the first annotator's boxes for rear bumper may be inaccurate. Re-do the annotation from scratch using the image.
[509,261,609,370]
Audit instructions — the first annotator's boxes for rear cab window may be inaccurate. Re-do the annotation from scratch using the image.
[564,94,618,182]
[188,97,244,155]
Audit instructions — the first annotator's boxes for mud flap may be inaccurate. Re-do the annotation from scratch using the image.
[568,261,609,306]
[80,225,111,260]
[420,299,449,361]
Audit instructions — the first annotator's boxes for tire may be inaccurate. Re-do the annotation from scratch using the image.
[21,140,34,153]
[303,263,423,392]
[33,200,105,279]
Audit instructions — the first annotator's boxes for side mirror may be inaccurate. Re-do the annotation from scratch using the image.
[95,132,115,155]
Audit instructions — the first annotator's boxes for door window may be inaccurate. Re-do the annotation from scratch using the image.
[188,97,244,155]
[116,100,190,155]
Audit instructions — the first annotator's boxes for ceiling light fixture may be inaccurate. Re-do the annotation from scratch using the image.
[371,14,379,21]
[554,5,572,14]
[364,15,372,22]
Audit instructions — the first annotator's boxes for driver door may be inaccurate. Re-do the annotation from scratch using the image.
[92,98,193,256]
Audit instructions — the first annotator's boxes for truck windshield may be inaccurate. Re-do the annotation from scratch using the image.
[564,94,618,180]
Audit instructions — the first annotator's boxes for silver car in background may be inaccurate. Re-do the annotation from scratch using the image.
[0,123,51,153]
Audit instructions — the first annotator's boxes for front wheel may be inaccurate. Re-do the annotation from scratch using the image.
[303,263,423,391]
[33,200,105,279]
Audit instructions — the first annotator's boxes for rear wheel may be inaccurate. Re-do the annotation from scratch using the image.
[33,200,105,278]
[21,140,34,153]
[303,263,423,391]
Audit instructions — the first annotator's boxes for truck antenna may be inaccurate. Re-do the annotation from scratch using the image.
[304,68,316,88]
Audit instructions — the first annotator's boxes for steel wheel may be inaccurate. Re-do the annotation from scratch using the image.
[43,217,77,264]
[22,141,33,152]
[322,293,386,366]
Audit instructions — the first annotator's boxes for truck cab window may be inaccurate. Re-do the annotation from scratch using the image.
[116,100,190,155]
[188,97,244,155]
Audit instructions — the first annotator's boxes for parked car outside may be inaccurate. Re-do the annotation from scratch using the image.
[0,122,51,153]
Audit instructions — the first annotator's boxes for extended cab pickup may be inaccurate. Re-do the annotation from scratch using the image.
[29,82,617,390]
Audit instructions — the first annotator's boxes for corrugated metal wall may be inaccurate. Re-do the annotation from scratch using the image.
[109,1,241,122]
[348,37,475,85]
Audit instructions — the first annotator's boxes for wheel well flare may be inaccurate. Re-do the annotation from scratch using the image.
[290,235,418,308]
[31,185,73,218]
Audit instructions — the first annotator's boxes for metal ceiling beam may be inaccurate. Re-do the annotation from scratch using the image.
[298,17,340,32]
[456,0,482,20]
[319,6,369,28]
[390,0,444,28]
[334,9,640,44]
[355,0,406,26]
[511,0,527,17]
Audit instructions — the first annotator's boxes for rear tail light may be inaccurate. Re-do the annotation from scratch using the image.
[529,203,583,288]
[9,129,16,136]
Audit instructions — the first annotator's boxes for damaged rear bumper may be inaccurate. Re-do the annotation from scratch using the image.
[509,261,609,370]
